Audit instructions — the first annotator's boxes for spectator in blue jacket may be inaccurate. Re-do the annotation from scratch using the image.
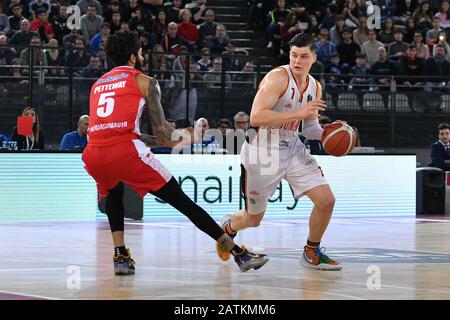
[315,28,337,66]
[428,123,450,171]
[59,115,89,150]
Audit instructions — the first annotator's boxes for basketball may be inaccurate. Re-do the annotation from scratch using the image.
[321,121,356,157]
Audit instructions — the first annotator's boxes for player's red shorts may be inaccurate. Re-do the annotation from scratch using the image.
[82,139,172,198]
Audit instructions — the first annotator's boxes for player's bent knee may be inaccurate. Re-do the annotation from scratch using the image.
[318,195,335,212]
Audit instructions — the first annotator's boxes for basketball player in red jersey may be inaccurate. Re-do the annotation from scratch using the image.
[216,33,343,270]
[82,31,269,275]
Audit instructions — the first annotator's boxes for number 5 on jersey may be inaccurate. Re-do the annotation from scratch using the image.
[97,92,115,117]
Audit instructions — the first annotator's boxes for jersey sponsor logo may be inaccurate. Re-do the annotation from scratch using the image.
[305,158,317,166]
[96,73,129,84]
[250,190,260,196]
[88,121,128,132]
[307,94,313,102]
[93,80,127,94]
[284,103,293,109]
[281,119,300,131]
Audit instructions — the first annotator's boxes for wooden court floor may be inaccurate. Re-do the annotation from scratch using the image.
[1,216,450,300]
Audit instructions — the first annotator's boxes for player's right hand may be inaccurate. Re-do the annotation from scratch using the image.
[298,99,326,119]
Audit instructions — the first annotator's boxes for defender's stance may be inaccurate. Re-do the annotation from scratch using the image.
[82,31,268,274]
[217,33,342,270]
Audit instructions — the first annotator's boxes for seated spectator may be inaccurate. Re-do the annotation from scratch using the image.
[76,0,102,16]
[432,31,450,59]
[247,0,272,31]
[217,118,233,153]
[80,4,103,40]
[120,21,130,33]
[392,0,418,24]
[233,111,250,131]
[7,3,25,35]
[279,12,301,54]
[369,46,397,106]
[337,28,360,71]
[325,53,345,99]
[266,0,291,49]
[233,61,256,89]
[80,55,102,78]
[20,36,48,69]
[320,3,340,30]
[330,15,345,46]
[404,17,418,44]
[412,1,433,33]
[166,0,183,23]
[361,29,384,66]
[315,28,337,66]
[177,9,198,51]
[388,28,408,61]
[218,118,232,137]
[139,32,152,51]
[29,0,50,20]
[89,22,110,50]
[426,17,442,44]
[342,0,361,29]
[122,0,139,22]
[109,12,122,34]
[190,0,208,25]
[0,35,16,65]
[104,0,121,24]
[128,7,152,35]
[204,57,231,88]
[161,22,181,53]
[348,53,370,90]
[150,43,166,71]
[62,26,87,48]
[307,14,319,41]
[10,106,44,150]
[378,17,395,45]
[425,44,450,92]
[151,9,168,48]
[64,36,90,75]
[30,8,54,42]
[51,5,71,44]
[435,0,450,30]
[353,17,369,47]
[198,9,217,48]
[9,19,39,53]
[208,24,229,54]
[428,123,450,170]
[59,115,89,150]
[197,47,212,71]
[223,41,245,72]
[412,31,430,59]
[46,38,65,77]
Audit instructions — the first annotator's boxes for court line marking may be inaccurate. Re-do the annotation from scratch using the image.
[0,290,58,300]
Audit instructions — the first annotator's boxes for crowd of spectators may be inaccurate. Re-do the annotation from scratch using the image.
[251,0,450,92]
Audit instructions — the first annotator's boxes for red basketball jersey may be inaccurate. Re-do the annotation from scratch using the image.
[87,66,146,146]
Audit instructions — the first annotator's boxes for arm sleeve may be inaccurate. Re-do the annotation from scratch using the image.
[302,118,323,140]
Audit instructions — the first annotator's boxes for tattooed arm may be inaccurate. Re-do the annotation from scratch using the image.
[136,73,175,146]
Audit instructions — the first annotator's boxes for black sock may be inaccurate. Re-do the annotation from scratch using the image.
[230,245,244,256]
[306,240,321,248]
[115,246,128,256]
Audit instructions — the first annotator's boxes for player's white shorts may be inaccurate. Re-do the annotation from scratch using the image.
[240,139,328,214]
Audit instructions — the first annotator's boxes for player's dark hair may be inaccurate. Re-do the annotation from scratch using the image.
[438,123,450,131]
[289,33,316,52]
[104,31,140,67]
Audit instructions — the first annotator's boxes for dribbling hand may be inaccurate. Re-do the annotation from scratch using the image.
[298,99,327,119]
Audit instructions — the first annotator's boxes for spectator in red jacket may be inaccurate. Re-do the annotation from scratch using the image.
[30,8,54,42]
[177,9,198,51]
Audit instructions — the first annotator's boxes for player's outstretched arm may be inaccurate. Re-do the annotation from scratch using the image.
[250,69,326,128]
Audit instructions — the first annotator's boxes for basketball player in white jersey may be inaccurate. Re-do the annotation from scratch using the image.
[216,33,342,270]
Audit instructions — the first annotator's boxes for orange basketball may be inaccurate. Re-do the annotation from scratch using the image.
[321,121,356,157]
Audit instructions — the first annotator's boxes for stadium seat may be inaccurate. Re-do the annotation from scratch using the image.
[337,93,361,111]
[441,95,450,112]
[362,93,385,112]
[388,93,411,112]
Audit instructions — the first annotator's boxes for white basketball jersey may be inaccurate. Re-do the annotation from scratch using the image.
[254,65,318,148]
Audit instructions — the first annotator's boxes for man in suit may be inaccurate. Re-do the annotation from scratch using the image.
[428,123,450,171]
